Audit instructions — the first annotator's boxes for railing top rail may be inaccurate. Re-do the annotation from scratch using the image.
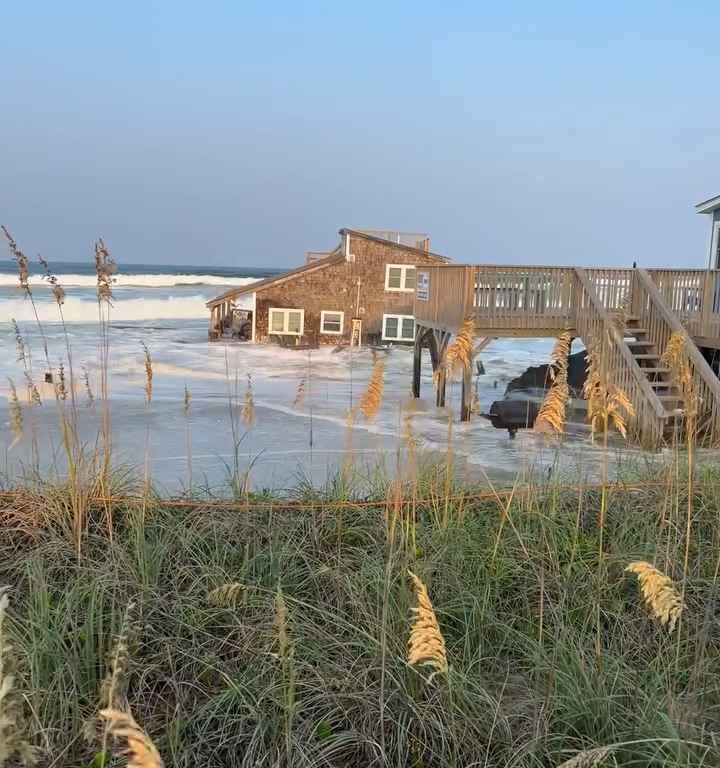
[574,268,668,421]
[636,269,720,402]
[424,264,719,274]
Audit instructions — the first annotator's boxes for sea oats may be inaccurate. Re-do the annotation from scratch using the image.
[11,320,26,366]
[208,582,245,606]
[661,331,699,421]
[583,343,635,439]
[407,571,448,676]
[141,343,153,405]
[7,379,23,448]
[183,384,191,415]
[100,708,163,768]
[1,226,30,294]
[94,238,117,304]
[557,745,613,768]
[359,356,385,422]
[625,561,683,631]
[24,372,41,407]
[441,318,475,380]
[535,332,572,435]
[39,255,65,305]
[242,374,255,427]
[82,365,95,407]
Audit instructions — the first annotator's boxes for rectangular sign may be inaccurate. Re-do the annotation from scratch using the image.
[416,270,430,302]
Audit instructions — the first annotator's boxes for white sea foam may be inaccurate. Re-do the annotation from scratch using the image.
[0,273,260,288]
[2,295,214,323]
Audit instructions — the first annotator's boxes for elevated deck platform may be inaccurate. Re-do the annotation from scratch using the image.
[412,265,720,447]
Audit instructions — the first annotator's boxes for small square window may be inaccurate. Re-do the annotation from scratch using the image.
[321,310,344,335]
[385,264,417,292]
[382,314,414,341]
[269,308,304,336]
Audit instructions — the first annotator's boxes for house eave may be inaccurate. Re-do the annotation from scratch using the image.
[695,194,720,214]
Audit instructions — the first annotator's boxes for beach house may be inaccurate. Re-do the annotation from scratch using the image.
[207,229,449,345]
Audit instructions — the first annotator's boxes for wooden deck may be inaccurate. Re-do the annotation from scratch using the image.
[412,266,720,447]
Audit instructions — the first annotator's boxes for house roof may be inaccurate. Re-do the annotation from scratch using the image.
[695,194,720,214]
[206,229,450,308]
[206,249,344,307]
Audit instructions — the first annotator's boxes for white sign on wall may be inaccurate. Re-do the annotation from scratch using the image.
[416,270,430,301]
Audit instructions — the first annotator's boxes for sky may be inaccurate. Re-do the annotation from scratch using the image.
[1,1,719,269]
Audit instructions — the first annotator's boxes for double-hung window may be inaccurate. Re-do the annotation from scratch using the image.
[382,314,415,341]
[269,308,304,336]
[320,310,344,335]
[385,264,416,292]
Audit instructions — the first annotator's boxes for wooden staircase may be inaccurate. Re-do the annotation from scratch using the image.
[621,315,683,435]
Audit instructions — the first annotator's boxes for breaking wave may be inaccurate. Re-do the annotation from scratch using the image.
[0,274,260,288]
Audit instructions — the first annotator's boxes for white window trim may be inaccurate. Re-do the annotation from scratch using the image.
[711,221,720,270]
[384,264,416,292]
[268,307,304,336]
[320,310,344,335]
[382,313,415,341]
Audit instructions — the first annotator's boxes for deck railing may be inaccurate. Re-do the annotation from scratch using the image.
[414,265,720,340]
[646,269,720,340]
[635,270,720,443]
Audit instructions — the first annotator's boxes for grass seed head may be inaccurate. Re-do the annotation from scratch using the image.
[2,226,30,294]
[407,571,448,677]
[557,745,613,768]
[94,238,117,304]
[625,561,683,631]
[208,582,245,607]
[99,708,163,768]
[241,373,255,427]
[439,317,475,383]
[7,379,23,448]
[141,343,153,405]
[38,255,65,305]
[82,365,95,407]
[359,357,385,422]
[535,332,572,435]
[183,384,191,415]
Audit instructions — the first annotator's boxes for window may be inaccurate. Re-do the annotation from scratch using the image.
[268,308,304,336]
[382,314,415,341]
[385,264,416,292]
[320,310,344,335]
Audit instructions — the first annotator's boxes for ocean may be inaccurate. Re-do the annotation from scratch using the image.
[0,258,649,492]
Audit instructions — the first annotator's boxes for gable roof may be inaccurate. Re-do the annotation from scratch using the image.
[696,194,720,214]
[207,249,344,307]
[207,229,450,308]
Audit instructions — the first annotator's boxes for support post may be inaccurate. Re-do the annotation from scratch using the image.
[436,369,446,408]
[412,328,423,398]
[460,361,473,422]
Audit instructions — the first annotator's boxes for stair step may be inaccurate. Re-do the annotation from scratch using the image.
[623,327,648,336]
[642,367,671,374]
[657,395,681,402]
[634,354,660,360]
[649,381,677,389]
[626,340,653,347]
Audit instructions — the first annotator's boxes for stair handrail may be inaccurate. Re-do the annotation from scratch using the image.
[637,269,720,435]
[574,268,668,423]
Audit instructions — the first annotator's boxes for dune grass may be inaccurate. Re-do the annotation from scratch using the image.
[0,464,719,767]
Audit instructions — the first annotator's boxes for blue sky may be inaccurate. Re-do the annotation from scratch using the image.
[1,1,718,268]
